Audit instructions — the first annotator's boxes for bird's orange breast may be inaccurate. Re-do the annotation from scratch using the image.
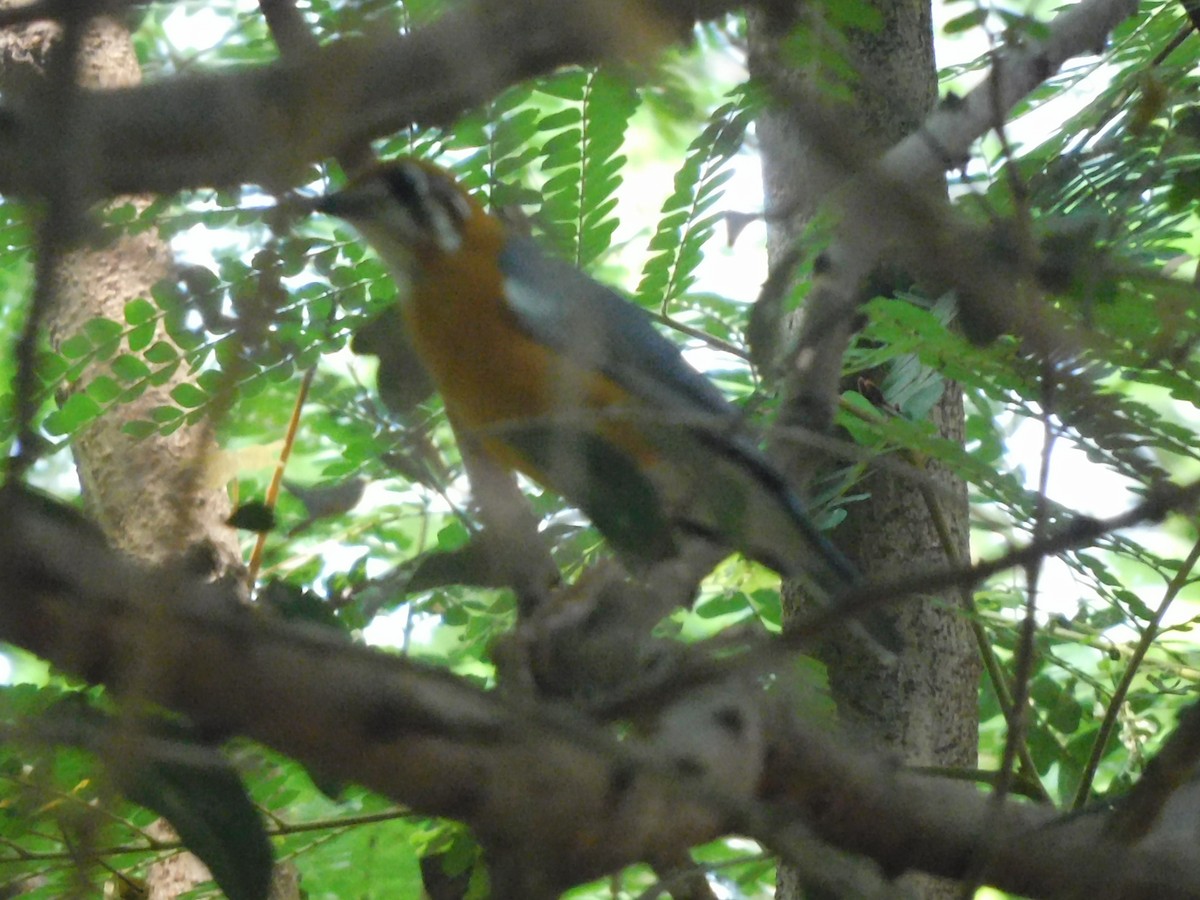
[401,230,656,479]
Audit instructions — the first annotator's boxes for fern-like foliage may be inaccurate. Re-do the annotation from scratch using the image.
[637,98,751,313]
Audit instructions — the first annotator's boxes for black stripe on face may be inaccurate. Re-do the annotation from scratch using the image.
[380,163,472,252]
[381,164,436,233]
[425,170,472,232]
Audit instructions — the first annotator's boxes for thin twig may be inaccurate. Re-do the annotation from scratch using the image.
[1073,535,1200,810]
[247,365,315,589]
[994,365,1058,805]
[919,478,1052,804]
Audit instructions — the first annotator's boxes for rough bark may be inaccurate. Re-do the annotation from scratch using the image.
[747,2,978,897]
[56,20,242,572]
[0,10,244,571]
[5,490,1200,900]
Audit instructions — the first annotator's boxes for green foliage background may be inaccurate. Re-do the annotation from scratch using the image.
[2,0,1200,897]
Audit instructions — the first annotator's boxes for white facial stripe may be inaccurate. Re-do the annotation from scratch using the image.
[401,164,467,254]
[427,203,462,254]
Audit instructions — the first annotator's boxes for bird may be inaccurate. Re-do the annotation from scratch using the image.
[313,157,892,646]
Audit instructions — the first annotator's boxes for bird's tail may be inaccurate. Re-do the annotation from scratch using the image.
[651,423,902,655]
[495,411,901,654]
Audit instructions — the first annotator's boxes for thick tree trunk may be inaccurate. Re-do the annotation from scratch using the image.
[747,3,979,897]
[0,11,245,573]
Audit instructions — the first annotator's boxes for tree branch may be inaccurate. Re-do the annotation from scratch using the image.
[0,0,769,201]
[778,0,1140,433]
[5,484,1200,898]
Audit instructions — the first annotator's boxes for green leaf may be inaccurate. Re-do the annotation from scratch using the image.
[537,108,583,131]
[83,317,123,345]
[695,593,751,619]
[637,102,749,306]
[143,341,178,364]
[111,355,152,381]
[121,419,158,439]
[541,130,584,165]
[124,297,157,325]
[59,333,92,360]
[944,8,988,34]
[150,404,184,423]
[84,375,120,404]
[37,351,69,384]
[296,815,421,899]
[46,392,102,435]
[537,71,587,100]
[170,383,208,408]
[197,369,227,394]
[126,321,155,352]
[147,359,181,386]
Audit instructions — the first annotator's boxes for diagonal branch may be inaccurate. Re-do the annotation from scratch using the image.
[778,0,1140,435]
[0,0,769,201]
[6,485,1200,898]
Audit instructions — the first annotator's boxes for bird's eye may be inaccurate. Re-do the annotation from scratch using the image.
[382,165,434,231]
[382,163,470,253]
[423,171,471,233]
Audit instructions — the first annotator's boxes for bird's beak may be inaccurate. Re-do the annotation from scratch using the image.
[312,189,371,221]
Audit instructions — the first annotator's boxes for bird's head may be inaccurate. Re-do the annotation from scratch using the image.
[315,158,481,264]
